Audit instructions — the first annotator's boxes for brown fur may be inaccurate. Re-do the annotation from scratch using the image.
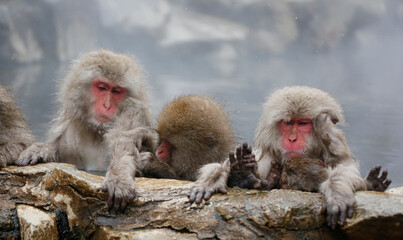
[281,157,328,192]
[0,85,34,167]
[156,95,234,181]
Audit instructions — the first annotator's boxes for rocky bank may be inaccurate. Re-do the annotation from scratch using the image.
[0,163,402,239]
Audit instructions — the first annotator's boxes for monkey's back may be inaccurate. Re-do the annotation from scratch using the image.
[157,95,235,181]
[0,85,32,140]
[281,157,328,192]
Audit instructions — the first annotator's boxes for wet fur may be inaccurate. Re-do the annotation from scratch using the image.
[0,85,34,167]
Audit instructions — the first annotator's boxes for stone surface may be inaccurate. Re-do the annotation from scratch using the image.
[17,205,58,240]
[0,163,402,239]
[387,186,403,196]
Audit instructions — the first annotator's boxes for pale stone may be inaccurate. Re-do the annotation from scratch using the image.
[94,226,197,240]
[386,186,403,196]
[17,205,58,240]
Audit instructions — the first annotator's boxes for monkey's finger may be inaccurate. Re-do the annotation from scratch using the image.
[247,145,252,155]
[242,154,256,160]
[384,179,392,189]
[188,189,197,202]
[244,163,256,168]
[339,204,347,226]
[368,165,381,179]
[236,145,242,163]
[195,191,204,204]
[16,157,31,166]
[380,170,388,181]
[331,207,340,230]
[321,203,327,214]
[120,196,128,211]
[114,195,122,211]
[242,142,249,157]
[347,203,354,218]
[203,191,212,201]
[127,190,136,203]
[29,157,39,165]
[217,187,227,194]
[107,192,115,210]
[229,152,236,167]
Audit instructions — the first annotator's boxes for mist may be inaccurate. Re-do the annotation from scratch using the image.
[0,0,402,187]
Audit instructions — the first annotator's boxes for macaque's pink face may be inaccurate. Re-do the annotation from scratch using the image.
[91,80,127,123]
[279,118,313,159]
[156,139,173,162]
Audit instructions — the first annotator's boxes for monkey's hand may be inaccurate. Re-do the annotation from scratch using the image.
[188,161,230,203]
[16,142,55,165]
[227,142,262,189]
[365,165,391,192]
[265,159,282,190]
[322,192,356,230]
[315,113,351,162]
[102,156,136,212]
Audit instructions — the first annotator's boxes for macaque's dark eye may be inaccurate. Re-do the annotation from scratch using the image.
[97,83,108,91]
[112,88,123,94]
[285,121,293,125]
[299,121,308,126]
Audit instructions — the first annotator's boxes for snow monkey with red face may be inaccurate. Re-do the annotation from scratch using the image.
[17,49,153,211]
[226,86,391,229]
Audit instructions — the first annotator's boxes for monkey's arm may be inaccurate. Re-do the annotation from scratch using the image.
[0,142,29,167]
[0,129,33,167]
[316,113,366,229]
[15,119,68,166]
[188,160,230,203]
[103,129,140,212]
[364,165,391,192]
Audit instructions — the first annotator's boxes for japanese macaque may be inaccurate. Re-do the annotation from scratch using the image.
[0,85,34,167]
[229,144,391,192]
[136,95,235,203]
[281,157,328,192]
[16,50,152,211]
[227,86,391,229]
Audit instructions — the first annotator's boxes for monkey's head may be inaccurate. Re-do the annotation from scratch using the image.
[59,49,149,128]
[155,95,234,178]
[254,86,344,162]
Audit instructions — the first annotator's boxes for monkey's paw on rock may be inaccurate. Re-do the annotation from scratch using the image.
[1,163,402,240]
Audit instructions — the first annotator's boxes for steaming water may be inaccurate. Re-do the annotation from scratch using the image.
[0,0,402,188]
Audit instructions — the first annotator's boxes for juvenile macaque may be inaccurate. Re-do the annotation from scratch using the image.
[0,85,34,167]
[228,86,391,229]
[281,157,328,192]
[230,144,391,193]
[135,95,235,204]
[16,50,152,211]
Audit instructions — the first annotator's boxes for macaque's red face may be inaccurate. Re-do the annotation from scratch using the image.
[279,118,313,159]
[91,80,127,123]
[156,140,173,162]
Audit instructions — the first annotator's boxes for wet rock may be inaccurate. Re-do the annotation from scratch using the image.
[387,186,403,196]
[17,204,58,240]
[342,191,403,240]
[94,227,197,240]
[1,163,402,239]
